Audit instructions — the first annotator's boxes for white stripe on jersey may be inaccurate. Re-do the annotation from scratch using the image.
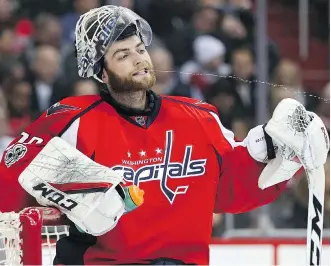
[209,112,246,149]
[61,118,80,148]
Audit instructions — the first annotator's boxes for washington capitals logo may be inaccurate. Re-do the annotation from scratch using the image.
[111,130,207,204]
[46,103,81,116]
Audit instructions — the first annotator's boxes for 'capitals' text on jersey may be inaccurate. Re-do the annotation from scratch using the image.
[111,130,207,204]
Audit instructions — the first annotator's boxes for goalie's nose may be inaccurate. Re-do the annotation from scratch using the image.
[123,185,144,213]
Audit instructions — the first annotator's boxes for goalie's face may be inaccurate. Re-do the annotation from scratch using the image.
[102,35,156,93]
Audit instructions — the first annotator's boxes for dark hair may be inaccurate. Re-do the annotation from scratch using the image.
[193,5,221,16]
[34,13,59,31]
[3,78,30,96]
[231,46,255,61]
[205,78,234,101]
[0,23,14,38]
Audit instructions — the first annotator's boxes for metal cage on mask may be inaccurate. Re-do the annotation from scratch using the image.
[74,5,153,83]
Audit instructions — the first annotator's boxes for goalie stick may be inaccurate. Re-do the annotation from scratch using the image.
[306,166,325,266]
[262,99,329,266]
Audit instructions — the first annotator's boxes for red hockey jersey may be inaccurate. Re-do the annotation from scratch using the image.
[0,91,287,265]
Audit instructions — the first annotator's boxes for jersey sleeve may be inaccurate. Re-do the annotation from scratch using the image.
[203,109,288,214]
[0,97,96,212]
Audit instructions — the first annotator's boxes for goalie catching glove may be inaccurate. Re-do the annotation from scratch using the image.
[18,137,144,236]
[264,98,329,171]
[246,98,329,189]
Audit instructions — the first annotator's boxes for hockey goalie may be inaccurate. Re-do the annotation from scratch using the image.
[0,5,329,265]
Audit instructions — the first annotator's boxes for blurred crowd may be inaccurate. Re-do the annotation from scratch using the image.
[0,0,329,236]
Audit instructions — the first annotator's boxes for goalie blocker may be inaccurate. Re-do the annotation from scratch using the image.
[18,137,145,236]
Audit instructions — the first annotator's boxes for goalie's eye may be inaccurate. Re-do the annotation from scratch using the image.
[138,48,146,54]
[118,54,128,60]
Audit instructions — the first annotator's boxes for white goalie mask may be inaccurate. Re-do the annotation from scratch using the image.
[75,5,153,80]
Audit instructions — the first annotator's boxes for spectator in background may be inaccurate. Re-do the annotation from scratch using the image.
[9,61,26,81]
[0,24,19,78]
[0,0,32,54]
[30,13,62,49]
[20,13,70,75]
[148,46,190,96]
[228,47,256,119]
[232,117,249,140]
[192,5,220,34]
[149,47,175,95]
[61,0,100,44]
[0,88,13,159]
[180,35,231,100]
[212,0,279,74]
[216,1,253,61]
[0,24,27,95]
[269,83,298,115]
[271,59,318,110]
[221,14,247,41]
[0,24,16,57]
[72,79,99,96]
[4,79,32,138]
[28,45,70,116]
[0,0,14,24]
[143,0,197,40]
[166,5,221,67]
[0,107,12,160]
[316,83,330,134]
[205,78,244,130]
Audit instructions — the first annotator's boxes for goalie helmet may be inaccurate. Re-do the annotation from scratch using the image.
[75,5,153,80]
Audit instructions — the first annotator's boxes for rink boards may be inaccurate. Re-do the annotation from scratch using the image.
[41,238,330,265]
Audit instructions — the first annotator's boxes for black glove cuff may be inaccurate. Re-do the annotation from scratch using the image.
[262,123,276,160]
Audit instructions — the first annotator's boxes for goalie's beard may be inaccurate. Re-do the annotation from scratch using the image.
[105,62,156,93]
